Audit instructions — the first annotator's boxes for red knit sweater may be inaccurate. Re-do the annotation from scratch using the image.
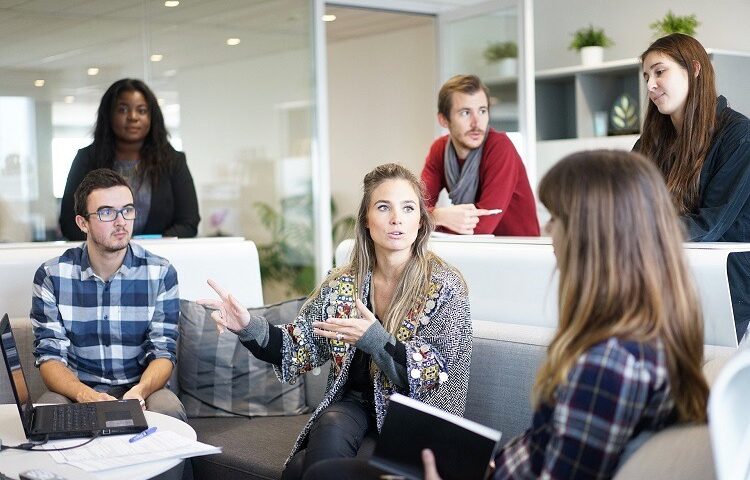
[421,129,540,236]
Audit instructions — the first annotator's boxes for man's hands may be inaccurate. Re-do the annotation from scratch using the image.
[75,388,117,403]
[432,204,495,234]
[313,299,376,345]
[123,385,146,410]
[198,279,252,333]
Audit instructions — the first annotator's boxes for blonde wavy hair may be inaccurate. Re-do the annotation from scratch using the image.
[535,150,708,422]
[309,163,440,337]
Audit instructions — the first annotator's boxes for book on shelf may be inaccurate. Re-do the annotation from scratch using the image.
[369,393,501,480]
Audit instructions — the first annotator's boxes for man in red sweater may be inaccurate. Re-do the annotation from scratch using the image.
[421,75,540,236]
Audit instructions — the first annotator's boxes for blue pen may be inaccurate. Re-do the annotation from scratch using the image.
[129,426,157,443]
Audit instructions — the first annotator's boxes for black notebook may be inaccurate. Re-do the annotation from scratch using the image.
[370,393,501,480]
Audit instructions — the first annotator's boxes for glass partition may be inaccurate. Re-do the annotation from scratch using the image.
[0,0,317,302]
[438,0,531,172]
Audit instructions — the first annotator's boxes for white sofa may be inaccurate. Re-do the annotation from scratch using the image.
[0,237,264,319]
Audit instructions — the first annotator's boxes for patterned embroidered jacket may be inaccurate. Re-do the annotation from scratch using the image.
[275,258,472,465]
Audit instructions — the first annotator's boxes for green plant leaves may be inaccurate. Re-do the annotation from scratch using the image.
[610,94,639,132]
[483,41,518,63]
[650,10,699,37]
[569,24,614,51]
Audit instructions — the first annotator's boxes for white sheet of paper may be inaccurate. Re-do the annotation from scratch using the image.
[44,430,221,472]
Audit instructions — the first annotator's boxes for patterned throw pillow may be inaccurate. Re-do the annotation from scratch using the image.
[178,297,308,418]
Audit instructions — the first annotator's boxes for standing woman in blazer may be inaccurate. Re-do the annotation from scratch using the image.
[59,78,200,240]
[634,33,750,340]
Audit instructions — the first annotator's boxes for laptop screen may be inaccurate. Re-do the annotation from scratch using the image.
[0,314,34,434]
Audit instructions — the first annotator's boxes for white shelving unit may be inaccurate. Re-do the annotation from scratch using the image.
[533,49,750,180]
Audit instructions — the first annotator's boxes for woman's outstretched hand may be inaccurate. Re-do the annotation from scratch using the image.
[197,279,251,333]
[312,298,376,344]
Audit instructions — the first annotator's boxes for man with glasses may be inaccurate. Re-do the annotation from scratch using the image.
[30,168,185,420]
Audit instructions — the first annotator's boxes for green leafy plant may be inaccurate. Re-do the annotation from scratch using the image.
[650,11,700,37]
[483,41,518,63]
[568,24,614,51]
[254,195,355,297]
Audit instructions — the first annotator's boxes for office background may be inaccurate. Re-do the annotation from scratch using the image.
[0,0,748,299]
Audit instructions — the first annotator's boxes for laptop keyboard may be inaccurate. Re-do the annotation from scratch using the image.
[50,403,98,432]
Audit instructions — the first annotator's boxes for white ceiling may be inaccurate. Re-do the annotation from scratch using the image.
[0,0,456,104]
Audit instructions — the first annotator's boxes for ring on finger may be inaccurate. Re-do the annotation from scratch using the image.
[336,332,343,341]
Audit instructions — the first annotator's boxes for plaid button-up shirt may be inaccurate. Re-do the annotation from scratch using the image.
[494,338,676,479]
[31,242,179,386]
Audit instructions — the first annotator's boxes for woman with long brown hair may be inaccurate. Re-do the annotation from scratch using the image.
[634,33,750,341]
[200,163,472,479]
[488,150,709,478]
[414,150,709,480]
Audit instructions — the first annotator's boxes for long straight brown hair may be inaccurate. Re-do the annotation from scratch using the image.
[536,150,708,422]
[307,163,441,338]
[637,34,717,214]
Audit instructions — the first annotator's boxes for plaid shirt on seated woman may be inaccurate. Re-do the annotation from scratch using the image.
[494,338,674,479]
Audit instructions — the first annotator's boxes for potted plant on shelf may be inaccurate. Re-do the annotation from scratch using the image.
[650,11,700,37]
[568,24,613,66]
[483,41,518,78]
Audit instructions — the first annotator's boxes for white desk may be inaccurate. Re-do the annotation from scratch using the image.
[0,406,196,480]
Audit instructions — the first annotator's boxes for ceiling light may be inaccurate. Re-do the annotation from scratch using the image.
[64,96,75,104]
[34,79,45,87]
[164,69,177,77]
[322,14,336,22]
[164,1,179,6]
[150,54,164,62]
[87,67,99,76]
[157,98,166,106]
[226,38,241,46]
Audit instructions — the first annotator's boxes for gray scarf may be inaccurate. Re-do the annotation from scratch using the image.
[444,137,484,205]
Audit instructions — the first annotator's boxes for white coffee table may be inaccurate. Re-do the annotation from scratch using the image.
[0,404,196,480]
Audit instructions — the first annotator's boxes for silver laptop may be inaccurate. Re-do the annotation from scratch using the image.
[0,314,148,440]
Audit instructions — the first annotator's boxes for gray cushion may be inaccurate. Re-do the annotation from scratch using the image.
[0,317,48,403]
[465,336,546,445]
[614,423,716,479]
[178,298,307,418]
[189,414,312,480]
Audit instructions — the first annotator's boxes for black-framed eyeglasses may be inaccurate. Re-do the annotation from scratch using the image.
[84,206,137,222]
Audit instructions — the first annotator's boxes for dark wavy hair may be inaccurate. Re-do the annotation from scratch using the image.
[93,78,174,185]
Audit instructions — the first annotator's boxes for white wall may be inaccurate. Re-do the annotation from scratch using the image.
[327,23,437,221]
[534,0,750,70]
[176,48,313,241]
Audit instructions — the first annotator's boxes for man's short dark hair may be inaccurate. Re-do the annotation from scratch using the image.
[437,74,490,119]
[74,168,133,217]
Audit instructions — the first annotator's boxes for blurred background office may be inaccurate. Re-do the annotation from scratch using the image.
[0,0,748,301]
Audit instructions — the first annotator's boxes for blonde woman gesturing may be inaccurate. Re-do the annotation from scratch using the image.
[200,163,471,480]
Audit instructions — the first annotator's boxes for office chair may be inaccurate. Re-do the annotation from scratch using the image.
[709,348,750,480]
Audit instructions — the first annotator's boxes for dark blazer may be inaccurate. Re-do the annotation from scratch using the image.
[59,144,200,240]
[635,96,750,339]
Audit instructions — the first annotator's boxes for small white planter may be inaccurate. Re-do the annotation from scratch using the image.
[495,58,518,78]
[580,46,604,66]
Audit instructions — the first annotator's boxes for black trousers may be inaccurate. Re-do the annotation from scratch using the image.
[302,458,384,480]
[282,391,377,480]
